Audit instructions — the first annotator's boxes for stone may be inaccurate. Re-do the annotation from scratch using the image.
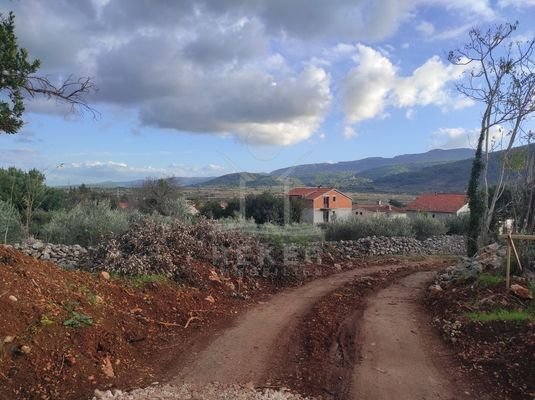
[20,345,31,354]
[32,240,45,250]
[8,295,17,302]
[429,284,443,293]
[101,356,115,378]
[3,336,14,344]
[510,284,533,300]
[100,271,111,280]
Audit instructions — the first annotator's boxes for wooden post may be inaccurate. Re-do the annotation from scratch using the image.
[508,235,523,273]
[506,242,511,289]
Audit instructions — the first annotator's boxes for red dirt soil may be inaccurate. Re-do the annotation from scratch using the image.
[0,246,274,400]
[0,244,407,400]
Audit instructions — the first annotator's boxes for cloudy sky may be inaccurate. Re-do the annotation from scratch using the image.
[1,0,534,185]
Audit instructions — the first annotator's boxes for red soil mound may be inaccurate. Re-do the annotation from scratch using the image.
[0,245,262,400]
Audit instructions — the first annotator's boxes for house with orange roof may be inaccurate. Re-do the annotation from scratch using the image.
[288,187,353,223]
[405,193,469,219]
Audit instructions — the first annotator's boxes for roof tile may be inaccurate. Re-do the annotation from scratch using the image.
[406,193,468,213]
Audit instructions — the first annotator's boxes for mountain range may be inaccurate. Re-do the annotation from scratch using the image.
[86,146,533,193]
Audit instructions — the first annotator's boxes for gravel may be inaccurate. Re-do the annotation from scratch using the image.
[93,383,314,400]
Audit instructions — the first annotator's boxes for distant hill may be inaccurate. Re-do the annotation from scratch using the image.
[79,176,214,189]
[271,148,475,178]
[369,145,533,192]
[196,148,477,191]
[61,146,535,193]
[199,172,302,188]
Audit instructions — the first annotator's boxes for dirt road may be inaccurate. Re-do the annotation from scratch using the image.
[350,271,471,400]
[166,264,479,400]
[172,263,410,385]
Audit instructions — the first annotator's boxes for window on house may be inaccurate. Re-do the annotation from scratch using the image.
[333,196,336,202]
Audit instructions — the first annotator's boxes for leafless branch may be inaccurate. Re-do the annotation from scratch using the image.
[21,74,99,119]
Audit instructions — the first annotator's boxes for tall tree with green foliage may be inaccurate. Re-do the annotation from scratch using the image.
[0,11,95,135]
[466,131,486,256]
[449,22,535,254]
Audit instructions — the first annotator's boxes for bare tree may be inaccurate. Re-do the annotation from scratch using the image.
[137,177,182,216]
[449,22,535,249]
[22,75,98,118]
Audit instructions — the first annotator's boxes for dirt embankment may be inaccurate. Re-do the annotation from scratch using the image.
[425,276,535,400]
[0,244,420,400]
[0,246,276,400]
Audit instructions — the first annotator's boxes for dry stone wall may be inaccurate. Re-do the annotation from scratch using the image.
[11,235,465,271]
[12,239,88,269]
[320,235,465,259]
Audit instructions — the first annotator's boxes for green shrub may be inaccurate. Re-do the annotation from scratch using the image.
[446,214,470,235]
[167,197,193,223]
[42,200,131,246]
[325,216,413,241]
[219,218,324,244]
[410,216,447,240]
[477,272,502,286]
[0,200,23,243]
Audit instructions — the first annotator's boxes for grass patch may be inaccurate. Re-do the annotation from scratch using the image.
[477,272,502,286]
[466,309,533,322]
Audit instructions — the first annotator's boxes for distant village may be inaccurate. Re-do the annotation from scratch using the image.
[287,187,469,224]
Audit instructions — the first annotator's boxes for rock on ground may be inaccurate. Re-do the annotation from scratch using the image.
[93,383,314,400]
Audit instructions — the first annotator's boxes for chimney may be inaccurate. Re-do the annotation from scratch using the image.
[377,200,382,205]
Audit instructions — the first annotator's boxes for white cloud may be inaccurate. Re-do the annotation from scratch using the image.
[45,160,227,185]
[139,65,331,146]
[431,125,505,149]
[416,21,435,36]
[430,23,473,40]
[6,0,506,149]
[498,0,535,7]
[343,45,396,123]
[421,0,496,19]
[431,127,478,149]
[343,45,470,124]
[344,126,358,140]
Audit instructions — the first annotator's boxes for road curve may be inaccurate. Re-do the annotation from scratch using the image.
[172,263,413,386]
